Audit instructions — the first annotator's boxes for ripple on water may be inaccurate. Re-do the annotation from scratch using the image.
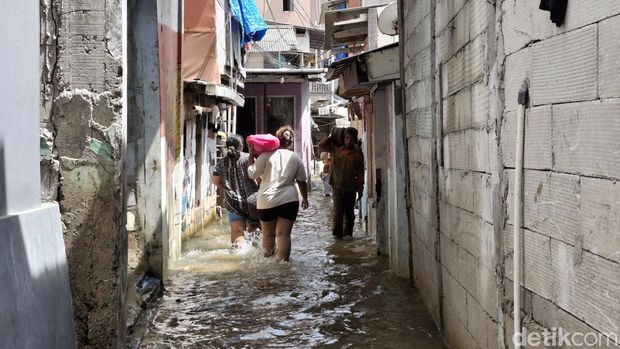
[135,191,445,348]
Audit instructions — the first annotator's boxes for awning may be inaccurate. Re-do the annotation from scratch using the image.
[323,5,385,51]
[186,81,245,107]
[229,0,268,44]
[320,0,347,23]
[325,42,400,99]
[245,68,327,83]
[183,0,220,83]
[309,29,326,50]
[326,42,399,81]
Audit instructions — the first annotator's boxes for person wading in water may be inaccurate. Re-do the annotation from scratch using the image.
[319,127,365,240]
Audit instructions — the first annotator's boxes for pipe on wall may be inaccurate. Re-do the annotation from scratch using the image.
[513,80,529,348]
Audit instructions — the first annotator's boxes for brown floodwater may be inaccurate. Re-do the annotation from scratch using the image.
[135,189,445,348]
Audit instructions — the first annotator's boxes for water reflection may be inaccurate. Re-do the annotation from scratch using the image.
[137,190,445,348]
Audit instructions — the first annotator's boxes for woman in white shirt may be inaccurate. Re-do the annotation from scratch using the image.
[247,126,309,261]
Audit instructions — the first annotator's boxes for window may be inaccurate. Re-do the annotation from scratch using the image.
[283,0,294,12]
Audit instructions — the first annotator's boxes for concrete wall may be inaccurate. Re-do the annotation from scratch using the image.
[40,0,127,347]
[0,2,74,348]
[127,0,164,279]
[401,0,620,348]
[156,0,184,264]
[368,82,410,279]
[372,86,390,255]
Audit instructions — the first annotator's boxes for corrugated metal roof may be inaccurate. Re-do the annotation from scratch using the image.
[250,26,297,52]
[325,42,399,81]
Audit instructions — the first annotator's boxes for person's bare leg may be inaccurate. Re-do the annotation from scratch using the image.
[275,217,295,261]
[261,220,277,257]
[230,221,246,245]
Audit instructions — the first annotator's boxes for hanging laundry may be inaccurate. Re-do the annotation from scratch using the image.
[539,0,568,27]
[229,0,269,45]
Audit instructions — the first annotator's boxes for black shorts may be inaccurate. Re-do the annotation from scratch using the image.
[258,201,299,222]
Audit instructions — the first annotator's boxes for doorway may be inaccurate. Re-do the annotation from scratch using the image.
[236,97,256,151]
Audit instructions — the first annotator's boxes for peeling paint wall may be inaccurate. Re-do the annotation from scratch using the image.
[178,91,220,242]
[40,1,127,347]
[401,0,620,348]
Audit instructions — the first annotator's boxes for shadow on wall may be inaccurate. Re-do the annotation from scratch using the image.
[58,153,128,348]
[0,139,76,348]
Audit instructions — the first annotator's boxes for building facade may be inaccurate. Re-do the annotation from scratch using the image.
[238,0,326,180]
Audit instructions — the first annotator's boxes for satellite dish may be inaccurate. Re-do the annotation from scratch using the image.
[378,2,398,36]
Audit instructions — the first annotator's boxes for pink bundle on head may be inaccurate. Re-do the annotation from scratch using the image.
[246,134,280,154]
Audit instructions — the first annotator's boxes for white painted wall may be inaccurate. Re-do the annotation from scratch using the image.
[0,3,74,348]
[0,2,40,215]
[387,82,409,278]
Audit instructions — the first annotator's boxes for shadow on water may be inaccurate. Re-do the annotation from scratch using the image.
[136,190,446,348]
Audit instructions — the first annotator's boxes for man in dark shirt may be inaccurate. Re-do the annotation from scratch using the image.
[319,127,365,239]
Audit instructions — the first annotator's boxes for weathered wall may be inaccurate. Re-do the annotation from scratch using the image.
[40,0,126,347]
[156,0,184,264]
[0,2,75,348]
[401,0,620,348]
[500,1,620,346]
[178,92,219,242]
[401,0,443,330]
[124,2,168,334]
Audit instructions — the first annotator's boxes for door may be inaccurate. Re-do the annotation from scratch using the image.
[236,97,256,151]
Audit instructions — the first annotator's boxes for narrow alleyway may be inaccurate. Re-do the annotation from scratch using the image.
[134,187,445,348]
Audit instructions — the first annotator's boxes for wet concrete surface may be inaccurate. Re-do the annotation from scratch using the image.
[134,189,446,348]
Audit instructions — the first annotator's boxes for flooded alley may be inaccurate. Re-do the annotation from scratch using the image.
[134,189,445,348]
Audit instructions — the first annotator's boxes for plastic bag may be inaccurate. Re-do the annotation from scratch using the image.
[246,134,280,154]
[136,273,161,295]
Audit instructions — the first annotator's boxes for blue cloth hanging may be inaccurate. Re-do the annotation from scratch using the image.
[229,0,268,45]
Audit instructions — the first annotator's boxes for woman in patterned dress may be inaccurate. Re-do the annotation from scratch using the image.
[212,134,260,249]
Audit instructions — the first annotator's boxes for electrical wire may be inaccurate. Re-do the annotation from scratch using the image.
[252,42,301,69]
[264,0,295,47]
[295,2,320,29]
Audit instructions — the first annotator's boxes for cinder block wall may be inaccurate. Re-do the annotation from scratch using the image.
[40,1,127,347]
[402,1,620,348]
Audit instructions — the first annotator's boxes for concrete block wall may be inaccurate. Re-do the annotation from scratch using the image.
[435,0,502,348]
[501,1,620,345]
[402,0,620,348]
[40,0,126,348]
[402,0,442,326]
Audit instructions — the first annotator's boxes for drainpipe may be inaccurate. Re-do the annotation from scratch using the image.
[513,80,528,347]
